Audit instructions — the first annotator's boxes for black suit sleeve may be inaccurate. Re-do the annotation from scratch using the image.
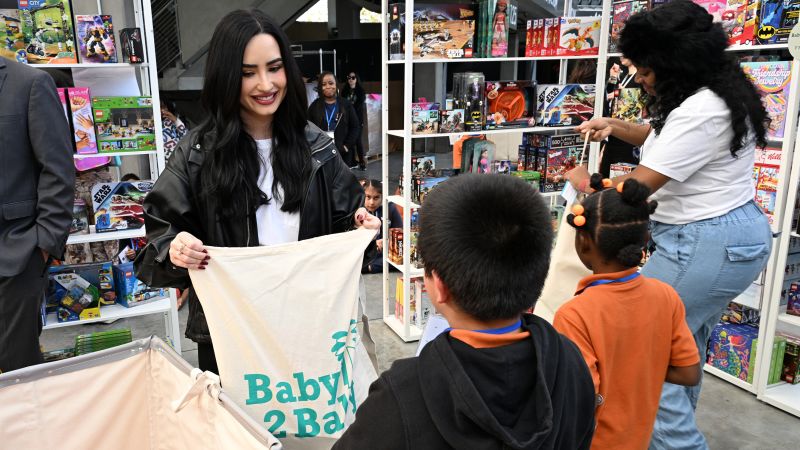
[333,374,407,450]
[29,72,75,260]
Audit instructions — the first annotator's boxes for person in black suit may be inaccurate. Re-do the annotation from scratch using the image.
[0,58,75,373]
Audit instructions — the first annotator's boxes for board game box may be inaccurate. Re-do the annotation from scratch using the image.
[91,181,153,233]
[17,0,76,64]
[413,3,475,59]
[75,14,116,63]
[558,16,601,56]
[536,84,596,127]
[119,27,144,64]
[741,61,792,140]
[92,96,157,152]
[485,80,536,129]
[706,322,760,383]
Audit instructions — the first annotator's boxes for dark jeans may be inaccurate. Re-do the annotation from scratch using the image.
[0,248,47,373]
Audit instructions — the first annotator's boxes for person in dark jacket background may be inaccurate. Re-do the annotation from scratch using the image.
[134,10,378,374]
[334,174,596,450]
[308,71,361,169]
[341,70,368,170]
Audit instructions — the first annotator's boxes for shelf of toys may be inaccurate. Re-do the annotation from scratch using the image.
[1,0,180,353]
[379,0,613,341]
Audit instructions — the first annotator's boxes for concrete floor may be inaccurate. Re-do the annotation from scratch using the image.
[40,271,799,449]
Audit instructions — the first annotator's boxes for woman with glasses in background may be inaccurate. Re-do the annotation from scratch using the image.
[341,71,368,171]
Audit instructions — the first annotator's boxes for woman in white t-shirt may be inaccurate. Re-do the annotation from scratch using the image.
[566,2,772,449]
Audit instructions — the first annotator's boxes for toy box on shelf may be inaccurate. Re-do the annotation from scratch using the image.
[610,162,637,178]
[536,84,596,127]
[66,87,99,155]
[706,322,760,383]
[17,0,77,64]
[609,0,648,52]
[388,2,405,60]
[412,3,476,59]
[46,261,117,324]
[395,276,432,327]
[753,146,782,226]
[741,61,792,140]
[0,8,26,62]
[525,132,587,192]
[755,0,800,45]
[411,102,440,134]
[91,180,153,233]
[485,81,536,129]
[92,96,156,152]
[722,0,759,45]
[558,16,601,56]
[439,109,465,132]
[113,262,168,308]
[781,337,800,384]
[75,14,116,63]
[119,27,144,63]
[476,0,516,58]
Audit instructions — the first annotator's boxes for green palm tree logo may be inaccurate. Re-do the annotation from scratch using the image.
[330,319,359,414]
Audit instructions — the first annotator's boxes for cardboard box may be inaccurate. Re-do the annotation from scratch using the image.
[610,162,638,178]
[536,84,596,127]
[113,262,168,308]
[388,3,405,60]
[781,338,800,384]
[119,28,144,64]
[75,14,116,63]
[17,0,77,64]
[413,3,476,59]
[91,181,153,233]
[66,87,99,155]
[558,16,601,56]
[706,322,760,382]
[756,0,800,45]
[0,8,26,62]
[439,109,465,133]
[485,80,537,129]
[92,96,156,152]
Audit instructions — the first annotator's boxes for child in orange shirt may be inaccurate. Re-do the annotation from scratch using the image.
[553,174,701,450]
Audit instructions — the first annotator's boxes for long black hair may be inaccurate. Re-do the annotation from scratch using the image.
[619,0,769,157]
[341,71,366,106]
[198,9,310,216]
[567,174,658,267]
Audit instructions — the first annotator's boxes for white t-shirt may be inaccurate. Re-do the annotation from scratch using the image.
[255,139,300,245]
[639,88,755,224]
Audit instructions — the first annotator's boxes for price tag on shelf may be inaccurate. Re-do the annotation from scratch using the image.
[789,23,800,60]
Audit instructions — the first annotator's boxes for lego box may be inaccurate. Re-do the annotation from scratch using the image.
[92,96,157,152]
[91,181,153,233]
[119,27,144,64]
[0,9,26,62]
[439,109,465,133]
[17,0,77,64]
[413,3,476,59]
[75,14,116,63]
[113,262,168,308]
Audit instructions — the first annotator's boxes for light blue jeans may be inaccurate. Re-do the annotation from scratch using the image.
[643,200,772,450]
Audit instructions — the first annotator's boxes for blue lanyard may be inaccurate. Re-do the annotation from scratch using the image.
[446,318,522,335]
[586,272,641,289]
[324,103,337,131]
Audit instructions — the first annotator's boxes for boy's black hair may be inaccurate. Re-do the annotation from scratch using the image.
[417,174,554,321]
[121,173,140,181]
[567,174,658,267]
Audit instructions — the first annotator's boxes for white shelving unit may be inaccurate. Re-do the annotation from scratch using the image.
[380,0,612,341]
[32,0,180,352]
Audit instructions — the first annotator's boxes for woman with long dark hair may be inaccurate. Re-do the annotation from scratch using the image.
[135,10,379,374]
[341,71,368,170]
[308,71,362,169]
[567,2,772,448]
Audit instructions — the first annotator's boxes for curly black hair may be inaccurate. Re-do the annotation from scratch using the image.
[567,174,658,267]
[619,0,769,157]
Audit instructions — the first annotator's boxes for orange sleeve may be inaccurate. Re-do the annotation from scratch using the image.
[554,308,600,392]
[669,291,701,367]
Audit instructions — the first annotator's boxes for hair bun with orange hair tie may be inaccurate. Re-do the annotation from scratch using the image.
[573,215,586,227]
[602,178,613,189]
[571,204,585,216]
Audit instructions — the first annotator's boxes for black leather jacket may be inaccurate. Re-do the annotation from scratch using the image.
[134,122,364,343]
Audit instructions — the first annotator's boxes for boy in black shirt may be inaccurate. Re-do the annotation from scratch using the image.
[334,174,595,450]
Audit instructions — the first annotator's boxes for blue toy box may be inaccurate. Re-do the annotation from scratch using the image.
[113,262,168,307]
[706,322,760,382]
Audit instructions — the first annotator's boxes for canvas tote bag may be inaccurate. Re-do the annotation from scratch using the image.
[189,228,379,450]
